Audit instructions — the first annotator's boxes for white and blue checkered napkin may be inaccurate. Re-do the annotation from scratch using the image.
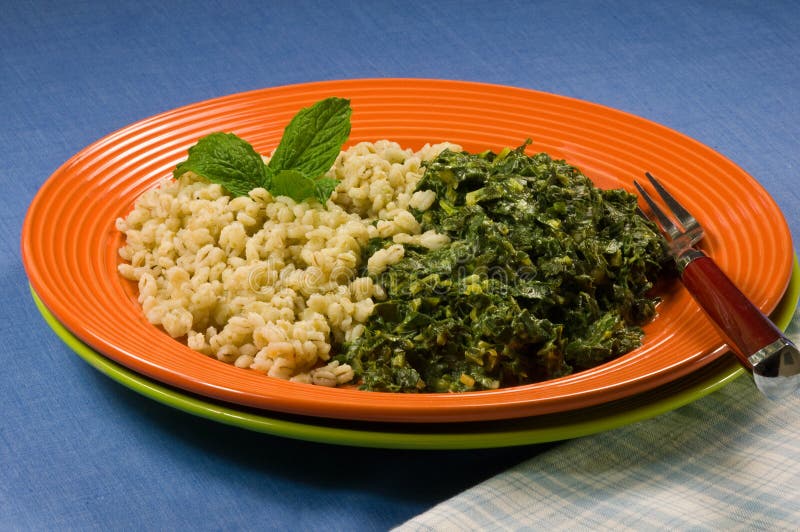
[398,306,800,531]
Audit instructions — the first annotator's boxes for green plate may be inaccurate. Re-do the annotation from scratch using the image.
[31,258,799,449]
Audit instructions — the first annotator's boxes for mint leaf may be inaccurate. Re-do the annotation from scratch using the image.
[267,97,351,180]
[172,97,351,204]
[313,178,340,204]
[269,172,340,205]
[269,169,316,203]
[174,132,267,197]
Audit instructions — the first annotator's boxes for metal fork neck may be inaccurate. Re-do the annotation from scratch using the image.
[676,248,706,272]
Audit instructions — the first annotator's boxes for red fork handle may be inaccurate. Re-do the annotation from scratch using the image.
[680,251,800,399]
[678,250,784,368]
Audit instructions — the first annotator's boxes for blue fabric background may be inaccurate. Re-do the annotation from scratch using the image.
[2,1,798,529]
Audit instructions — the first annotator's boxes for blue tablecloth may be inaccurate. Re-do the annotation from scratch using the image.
[2,1,798,529]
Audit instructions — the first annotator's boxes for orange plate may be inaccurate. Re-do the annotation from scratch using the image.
[21,79,794,423]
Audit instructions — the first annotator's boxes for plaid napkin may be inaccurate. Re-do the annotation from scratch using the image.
[398,305,800,531]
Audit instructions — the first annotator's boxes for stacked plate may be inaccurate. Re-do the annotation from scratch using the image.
[21,80,798,449]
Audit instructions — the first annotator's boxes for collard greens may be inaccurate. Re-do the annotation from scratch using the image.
[336,142,669,392]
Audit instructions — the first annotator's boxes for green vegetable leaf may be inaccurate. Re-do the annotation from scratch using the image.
[269,172,341,205]
[269,169,316,203]
[174,132,268,197]
[338,143,669,393]
[313,177,340,204]
[267,97,351,180]
[173,97,351,204]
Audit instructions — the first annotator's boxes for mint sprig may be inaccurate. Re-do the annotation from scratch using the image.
[174,133,268,197]
[266,96,352,184]
[173,97,351,204]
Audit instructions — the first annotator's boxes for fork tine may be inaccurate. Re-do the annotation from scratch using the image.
[633,180,681,240]
[644,172,696,230]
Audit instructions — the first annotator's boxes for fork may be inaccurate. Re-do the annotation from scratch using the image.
[634,172,799,400]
